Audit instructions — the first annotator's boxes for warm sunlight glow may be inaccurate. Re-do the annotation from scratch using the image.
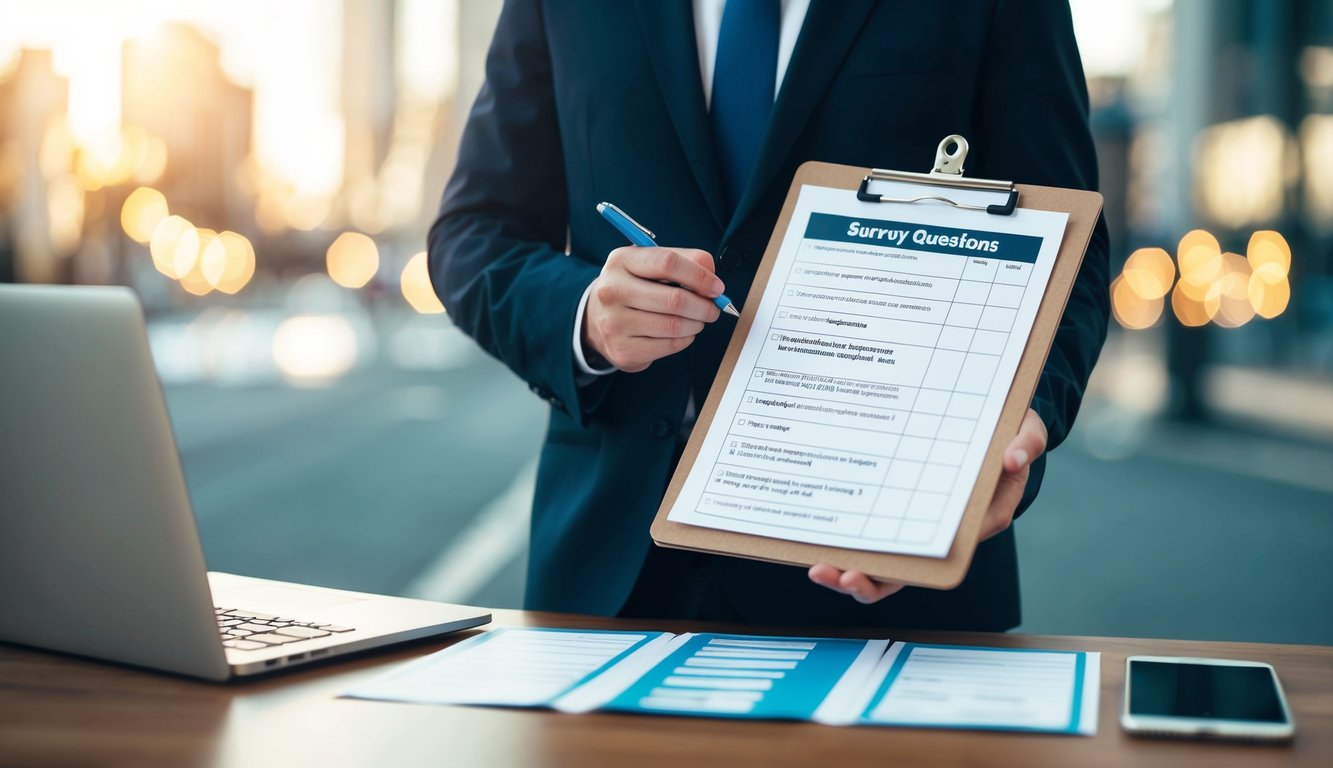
[47,175,84,253]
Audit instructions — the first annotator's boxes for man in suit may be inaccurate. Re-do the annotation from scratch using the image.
[429,0,1109,631]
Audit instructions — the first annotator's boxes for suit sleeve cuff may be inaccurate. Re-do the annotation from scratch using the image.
[572,282,618,378]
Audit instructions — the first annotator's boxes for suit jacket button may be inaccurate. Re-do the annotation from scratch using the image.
[718,245,744,272]
[649,418,674,439]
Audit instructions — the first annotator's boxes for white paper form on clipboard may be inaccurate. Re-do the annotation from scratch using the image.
[653,136,1103,585]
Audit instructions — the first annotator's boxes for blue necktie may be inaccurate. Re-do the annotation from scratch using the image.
[710,0,780,214]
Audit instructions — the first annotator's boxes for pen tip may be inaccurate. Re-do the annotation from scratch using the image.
[723,304,741,318]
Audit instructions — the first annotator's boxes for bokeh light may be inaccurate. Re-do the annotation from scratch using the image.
[1171,282,1215,327]
[1194,115,1289,229]
[272,314,359,383]
[1118,228,1295,330]
[1111,275,1164,329]
[1121,247,1175,300]
[1204,252,1255,328]
[171,225,203,282]
[1247,231,1291,282]
[1176,229,1223,301]
[1248,273,1291,319]
[400,251,445,314]
[178,228,217,296]
[201,231,256,295]
[326,232,379,289]
[120,186,168,243]
[149,214,193,278]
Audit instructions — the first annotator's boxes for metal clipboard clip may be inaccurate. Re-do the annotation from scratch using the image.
[856,134,1019,216]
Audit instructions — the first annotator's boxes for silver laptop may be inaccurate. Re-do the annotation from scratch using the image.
[0,284,490,679]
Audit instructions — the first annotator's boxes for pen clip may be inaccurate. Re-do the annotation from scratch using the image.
[601,202,656,241]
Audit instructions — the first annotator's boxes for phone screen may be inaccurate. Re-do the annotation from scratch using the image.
[1128,661,1287,723]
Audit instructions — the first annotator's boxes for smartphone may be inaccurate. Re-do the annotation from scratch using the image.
[1122,656,1295,742]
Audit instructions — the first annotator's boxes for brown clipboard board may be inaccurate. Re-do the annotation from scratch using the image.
[651,137,1104,589]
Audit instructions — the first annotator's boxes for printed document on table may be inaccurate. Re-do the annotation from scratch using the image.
[830,643,1100,735]
[592,634,887,720]
[343,625,1098,735]
[343,627,672,708]
[667,183,1069,557]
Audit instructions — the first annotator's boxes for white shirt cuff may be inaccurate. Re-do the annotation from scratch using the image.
[573,282,618,377]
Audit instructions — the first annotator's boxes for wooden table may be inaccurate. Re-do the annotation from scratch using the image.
[1,609,1329,767]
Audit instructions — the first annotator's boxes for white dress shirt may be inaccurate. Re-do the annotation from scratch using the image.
[573,0,813,378]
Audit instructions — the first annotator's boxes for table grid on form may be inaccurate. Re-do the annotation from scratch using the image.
[671,187,1067,557]
[699,238,1034,547]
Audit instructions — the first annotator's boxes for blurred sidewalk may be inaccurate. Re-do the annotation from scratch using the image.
[1206,366,1333,445]
[162,312,1331,646]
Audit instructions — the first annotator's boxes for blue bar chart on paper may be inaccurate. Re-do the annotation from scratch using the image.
[601,633,878,719]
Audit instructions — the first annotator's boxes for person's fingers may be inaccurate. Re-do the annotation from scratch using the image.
[615,247,725,298]
[676,248,718,275]
[634,313,706,339]
[837,570,906,604]
[1003,408,1048,473]
[808,564,851,594]
[979,461,1029,541]
[809,565,905,604]
[596,277,720,323]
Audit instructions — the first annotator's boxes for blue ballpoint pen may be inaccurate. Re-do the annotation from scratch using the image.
[597,202,741,318]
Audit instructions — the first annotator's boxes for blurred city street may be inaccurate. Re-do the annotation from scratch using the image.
[163,310,1333,646]
[155,307,546,607]
[3,0,1331,651]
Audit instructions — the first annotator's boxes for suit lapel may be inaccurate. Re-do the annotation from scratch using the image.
[726,0,876,235]
[634,0,729,232]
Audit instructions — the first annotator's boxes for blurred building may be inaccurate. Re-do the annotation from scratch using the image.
[0,49,71,283]
[1089,0,1333,421]
[121,23,254,233]
[341,0,397,234]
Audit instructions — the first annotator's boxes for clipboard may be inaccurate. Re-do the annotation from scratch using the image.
[651,135,1104,589]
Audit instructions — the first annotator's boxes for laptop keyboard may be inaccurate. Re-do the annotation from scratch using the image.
[215,606,355,651]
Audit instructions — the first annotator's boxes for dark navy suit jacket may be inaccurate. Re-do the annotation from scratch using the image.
[429,0,1109,631]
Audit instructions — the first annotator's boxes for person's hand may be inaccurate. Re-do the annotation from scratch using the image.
[808,408,1049,604]
[582,246,724,372]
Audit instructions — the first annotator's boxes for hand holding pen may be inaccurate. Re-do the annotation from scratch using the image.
[581,202,740,373]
